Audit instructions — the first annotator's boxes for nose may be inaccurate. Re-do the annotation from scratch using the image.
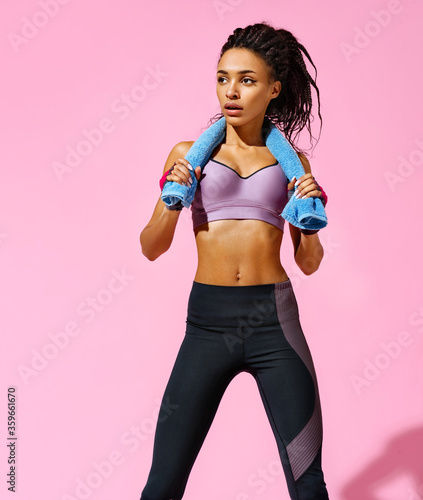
[226,83,239,99]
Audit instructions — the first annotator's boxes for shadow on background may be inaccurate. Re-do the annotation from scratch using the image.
[340,425,423,499]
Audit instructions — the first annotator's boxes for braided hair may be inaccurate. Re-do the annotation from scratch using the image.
[208,22,322,155]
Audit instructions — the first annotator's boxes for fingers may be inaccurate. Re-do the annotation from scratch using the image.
[294,173,312,188]
[194,166,202,180]
[287,176,297,191]
[294,186,321,200]
[293,174,320,199]
[167,158,196,187]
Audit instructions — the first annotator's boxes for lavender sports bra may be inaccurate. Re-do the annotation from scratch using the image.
[191,157,289,232]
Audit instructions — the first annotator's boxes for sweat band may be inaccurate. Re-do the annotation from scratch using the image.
[159,163,177,191]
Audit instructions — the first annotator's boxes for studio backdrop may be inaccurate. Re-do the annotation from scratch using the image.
[1,0,423,499]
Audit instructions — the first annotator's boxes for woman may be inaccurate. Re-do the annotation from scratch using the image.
[139,22,330,500]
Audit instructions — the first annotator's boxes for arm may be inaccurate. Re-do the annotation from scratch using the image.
[289,153,324,275]
[140,141,194,261]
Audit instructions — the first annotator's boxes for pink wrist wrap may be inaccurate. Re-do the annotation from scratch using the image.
[159,168,173,191]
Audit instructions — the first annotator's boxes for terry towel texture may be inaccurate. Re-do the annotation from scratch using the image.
[161,116,327,231]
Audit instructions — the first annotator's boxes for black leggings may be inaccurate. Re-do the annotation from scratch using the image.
[139,279,330,500]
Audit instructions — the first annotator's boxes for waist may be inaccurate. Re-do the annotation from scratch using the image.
[194,219,286,285]
[192,278,291,291]
[195,219,283,257]
[186,278,297,331]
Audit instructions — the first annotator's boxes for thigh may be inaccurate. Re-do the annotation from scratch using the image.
[142,330,240,498]
[156,330,240,440]
[249,315,327,499]
[250,320,320,454]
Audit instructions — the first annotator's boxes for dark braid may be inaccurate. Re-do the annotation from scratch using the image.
[208,22,322,155]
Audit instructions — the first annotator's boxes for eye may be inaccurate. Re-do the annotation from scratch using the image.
[217,77,256,84]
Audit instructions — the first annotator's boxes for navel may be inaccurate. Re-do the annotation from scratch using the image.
[236,272,241,280]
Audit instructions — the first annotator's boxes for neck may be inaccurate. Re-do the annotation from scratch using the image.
[224,115,267,148]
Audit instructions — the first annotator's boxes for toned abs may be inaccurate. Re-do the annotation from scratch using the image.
[192,143,289,286]
[193,219,289,286]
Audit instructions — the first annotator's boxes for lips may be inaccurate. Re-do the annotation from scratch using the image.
[224,103,243,110]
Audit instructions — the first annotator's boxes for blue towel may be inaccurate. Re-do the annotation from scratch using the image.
[161,116,327,231]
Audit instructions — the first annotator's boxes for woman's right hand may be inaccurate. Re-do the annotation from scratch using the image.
[166,159,202,187]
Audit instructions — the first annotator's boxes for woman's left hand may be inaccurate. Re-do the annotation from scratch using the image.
[293,173,321,200]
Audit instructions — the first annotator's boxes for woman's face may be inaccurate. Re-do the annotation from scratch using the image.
[216,47,281,126]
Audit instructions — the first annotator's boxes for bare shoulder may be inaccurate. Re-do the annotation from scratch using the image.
[141,141,195,231]
[176,140,195,152]
[297,152,312,175]
[297,153,312,174]
[161,141,195,175]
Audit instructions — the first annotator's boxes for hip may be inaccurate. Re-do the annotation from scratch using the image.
[186,278,300,332]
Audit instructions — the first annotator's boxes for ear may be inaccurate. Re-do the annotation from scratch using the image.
[271,80,282,99]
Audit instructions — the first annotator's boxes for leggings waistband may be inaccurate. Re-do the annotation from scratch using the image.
[186,278,298,330]
[192,278,292,290]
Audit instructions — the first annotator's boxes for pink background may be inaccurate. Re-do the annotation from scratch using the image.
[1,0,423,499]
